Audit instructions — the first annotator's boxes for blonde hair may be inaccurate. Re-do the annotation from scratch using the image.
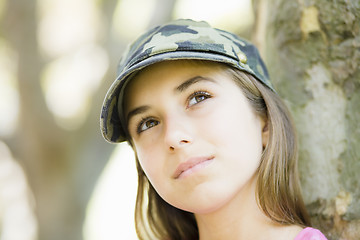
[127,62,311,240]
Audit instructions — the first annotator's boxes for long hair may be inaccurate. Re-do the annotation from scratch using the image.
[128,62,311,240]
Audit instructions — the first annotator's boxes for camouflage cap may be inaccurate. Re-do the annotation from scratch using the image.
[100,19,273,143]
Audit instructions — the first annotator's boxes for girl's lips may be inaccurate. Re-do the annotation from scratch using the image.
[173,156,214,179]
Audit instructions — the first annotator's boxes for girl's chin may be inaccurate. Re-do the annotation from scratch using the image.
[170,197,232,215]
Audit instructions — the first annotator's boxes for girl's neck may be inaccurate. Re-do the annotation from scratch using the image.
[194,175,302,240]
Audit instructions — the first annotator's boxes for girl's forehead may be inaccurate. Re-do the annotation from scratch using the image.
[123,60,228,103]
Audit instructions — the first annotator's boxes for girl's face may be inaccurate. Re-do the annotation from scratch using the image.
[124,60,268,214]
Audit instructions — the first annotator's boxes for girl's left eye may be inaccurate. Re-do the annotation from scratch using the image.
[187,91,212,107]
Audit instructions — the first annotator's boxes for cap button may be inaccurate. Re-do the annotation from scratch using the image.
[237,52,247,64]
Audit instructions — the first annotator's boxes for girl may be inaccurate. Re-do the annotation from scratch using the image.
[100,19,328,240]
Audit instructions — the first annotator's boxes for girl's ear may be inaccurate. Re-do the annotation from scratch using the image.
[261,120,269,148]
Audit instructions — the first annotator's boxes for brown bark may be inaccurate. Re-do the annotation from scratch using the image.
[253,0,360,239]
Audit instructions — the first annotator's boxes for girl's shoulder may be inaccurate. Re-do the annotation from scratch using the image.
[294,227,328,240]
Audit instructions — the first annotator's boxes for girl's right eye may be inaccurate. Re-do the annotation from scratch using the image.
[137,118,159,134]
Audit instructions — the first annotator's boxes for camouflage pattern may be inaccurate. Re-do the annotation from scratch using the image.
[101,19,274,143]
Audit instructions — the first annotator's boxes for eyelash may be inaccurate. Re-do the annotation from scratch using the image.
[135,90,212,134]
[136,117,158,134]
[187,90,212,108]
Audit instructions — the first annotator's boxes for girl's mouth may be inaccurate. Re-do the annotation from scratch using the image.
[173,156,214,179]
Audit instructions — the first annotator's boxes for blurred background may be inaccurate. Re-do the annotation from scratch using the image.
[0,0,359,239]
[0,0,255,239]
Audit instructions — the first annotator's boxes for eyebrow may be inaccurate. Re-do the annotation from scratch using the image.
[127,105,150,124]
[175,76,216,93]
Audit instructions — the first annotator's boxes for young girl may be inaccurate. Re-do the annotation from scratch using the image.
[100,19,328,240]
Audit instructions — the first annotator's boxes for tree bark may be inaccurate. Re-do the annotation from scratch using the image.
[253,0,360,239]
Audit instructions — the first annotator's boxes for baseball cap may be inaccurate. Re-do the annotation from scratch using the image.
[100,19,273,143]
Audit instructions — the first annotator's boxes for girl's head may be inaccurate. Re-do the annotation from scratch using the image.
[100,19,310,239]
[125,59,267,213]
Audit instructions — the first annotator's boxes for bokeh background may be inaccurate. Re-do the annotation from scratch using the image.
[0,0,359,239]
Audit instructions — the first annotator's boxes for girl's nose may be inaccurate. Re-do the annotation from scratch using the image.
[169,139,191,151]
[163,116,193,151]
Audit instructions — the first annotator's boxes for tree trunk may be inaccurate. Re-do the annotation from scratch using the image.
[2,0,117,239]
[253,0,360,239]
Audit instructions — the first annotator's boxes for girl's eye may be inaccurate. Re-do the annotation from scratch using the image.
[137,118,159,133]
[188,91,212,107]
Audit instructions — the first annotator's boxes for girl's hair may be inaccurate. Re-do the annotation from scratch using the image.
[128,62,311,240]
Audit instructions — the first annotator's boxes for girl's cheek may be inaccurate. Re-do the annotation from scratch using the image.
[137,148,155,171]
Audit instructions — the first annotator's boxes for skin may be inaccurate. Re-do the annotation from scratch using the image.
[124,60,302,240]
